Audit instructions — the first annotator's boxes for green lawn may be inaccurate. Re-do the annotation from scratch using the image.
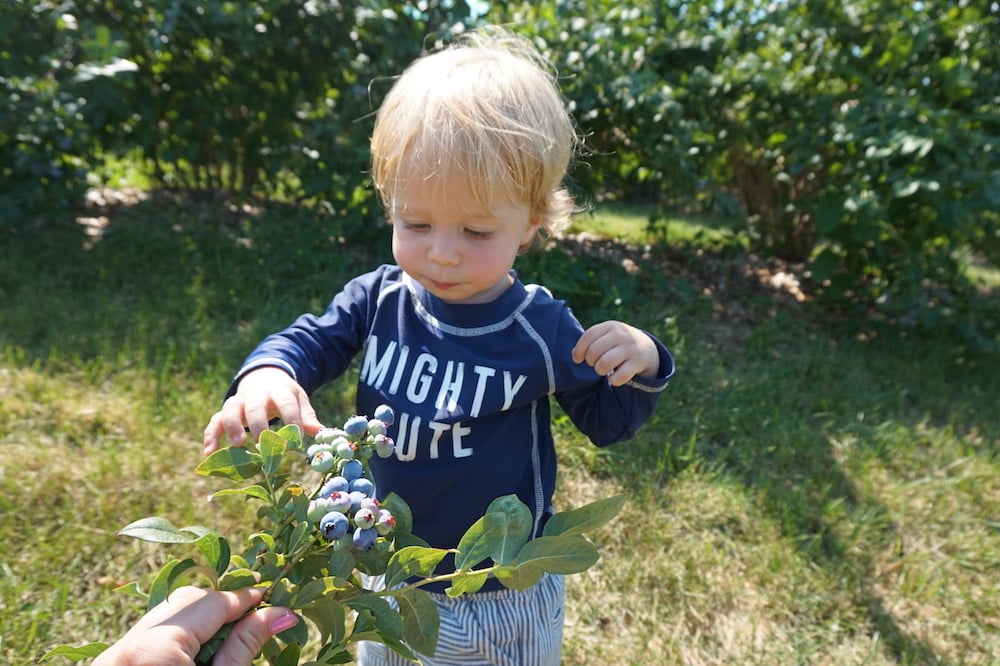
[2,192,997,664]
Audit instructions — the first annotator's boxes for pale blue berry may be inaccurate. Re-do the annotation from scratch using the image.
[319,476,349,498]
[320,511,349,541]
[352,527,377,551]
[366,419,386,437]
[343,415,369,439]
[326,490,352,514]
[349,477,375,497]
[314,428,338,445]
[310,450,335,473]
[341,459,363,482]
[373,404,394,426]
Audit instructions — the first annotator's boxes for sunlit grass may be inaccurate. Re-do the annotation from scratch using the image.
[2,194,997,664]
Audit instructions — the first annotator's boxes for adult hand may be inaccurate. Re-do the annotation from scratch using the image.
[93,586,298,666]
[203,366,323,454]
[572,320,661,387]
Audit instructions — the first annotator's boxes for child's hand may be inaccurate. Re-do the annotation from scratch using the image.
[572,320,661,387]
[202,367,324,454]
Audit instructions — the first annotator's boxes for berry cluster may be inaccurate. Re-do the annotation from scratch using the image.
[305,405,397,552]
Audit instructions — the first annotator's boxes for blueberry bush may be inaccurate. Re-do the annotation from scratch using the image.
[43,406,623,664]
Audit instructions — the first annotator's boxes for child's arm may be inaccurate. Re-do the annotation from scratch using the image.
[202,366,324,454]
[572,320,662,386]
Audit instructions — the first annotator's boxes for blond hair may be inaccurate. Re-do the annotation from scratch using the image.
[370,29,577,244]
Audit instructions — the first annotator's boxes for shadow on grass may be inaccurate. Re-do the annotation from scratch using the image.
[595,251,997,663]
[1,190,392,372]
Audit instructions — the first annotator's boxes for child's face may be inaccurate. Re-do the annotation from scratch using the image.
[390,174,538,304]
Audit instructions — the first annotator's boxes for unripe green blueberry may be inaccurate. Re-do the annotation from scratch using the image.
[353,507,376,530]
[335,439,356,460]
[356,444,374,460]
[375,509,396,536]
[366,419,386,437]
[373,434,395,458]
[314,428,338,445]
[310,450,335,473]
[308,497,334,523]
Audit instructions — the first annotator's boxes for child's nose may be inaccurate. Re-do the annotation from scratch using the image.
[427,232,460,265]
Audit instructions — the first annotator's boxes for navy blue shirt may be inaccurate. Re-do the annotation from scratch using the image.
[232,265,674,588]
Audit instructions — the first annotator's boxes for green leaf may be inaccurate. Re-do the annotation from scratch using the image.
[812,193,844,235]
[118,516,208,543]
[148,558,198,610]
[276,612,308,646]
[445,570,489,597]
[514,535,599,574]
[384,546,449,589]
[293,576,351,607]
[41,643,109,661]
[542,495,625,538]
[276,423,303,450]
[112,580,147,600]
[196,533,231,578]
[284,518,312,555]
[379,493,413,534]
[454,512,507,570]
[210,483,272,503]
[346,596,403,640]
[396,588,440,657]
[810,248,842,282]
[494,563,545,591]
[258,429,287,476]
[218,567,258,591]
[484,494,533,564]
[195,446,263,481]
[301,596,347,646]
[274,642,301,666]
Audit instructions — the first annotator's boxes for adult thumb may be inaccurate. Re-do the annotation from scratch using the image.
[211,606,299,666]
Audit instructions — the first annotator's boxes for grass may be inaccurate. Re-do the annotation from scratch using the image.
[1,191,998,665]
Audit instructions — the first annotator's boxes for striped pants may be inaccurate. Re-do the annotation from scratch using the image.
[356,573,565,666]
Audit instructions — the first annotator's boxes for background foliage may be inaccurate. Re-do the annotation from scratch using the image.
[3,0,996,338]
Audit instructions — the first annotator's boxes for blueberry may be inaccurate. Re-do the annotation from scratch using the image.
[326,490,352,513]
[320,511,349,541]
[307,498,333,523]
[353,507,376,530]
[359,497,380,513]
[348,490,367,512]
[343,415,369,439]
[349,477,375,497]
[356,444,374,460]
[335,439,356,460]
[319,476,349,498]
[375,509,396,536]
[366,419,386,437]
[310,450,335,473]
[373,434,395,458]
[341,459,363,482]
[314,428,338,445]
[352,527,377,551]
[373,404,395,426]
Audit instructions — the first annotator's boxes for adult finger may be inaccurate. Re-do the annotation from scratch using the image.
[212,606,299,666]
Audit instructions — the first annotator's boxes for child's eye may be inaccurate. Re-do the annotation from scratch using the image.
[400,220,429,232]
[464,228,494,240]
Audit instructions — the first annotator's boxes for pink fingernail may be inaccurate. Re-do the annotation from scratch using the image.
[270,611,298,634]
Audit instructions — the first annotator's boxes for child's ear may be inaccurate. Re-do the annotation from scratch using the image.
[520,215,542,247]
